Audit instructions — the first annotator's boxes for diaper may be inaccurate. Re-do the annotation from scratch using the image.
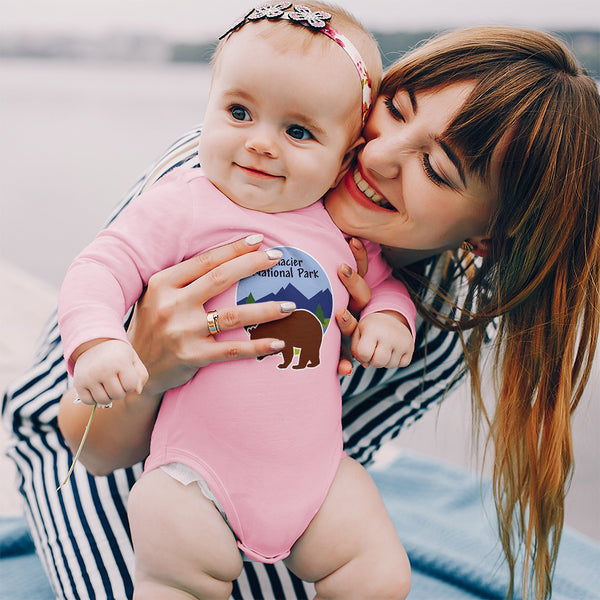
[161,462,227,518]
[160,462,251,561]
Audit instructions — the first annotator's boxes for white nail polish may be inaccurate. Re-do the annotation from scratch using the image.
[245,234,264,245]
[266,249,283,260]
[280,302,296,313]
[270,340,285,351]
[73,397,82,404]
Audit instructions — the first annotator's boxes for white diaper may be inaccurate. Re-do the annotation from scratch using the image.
[161,462,227,518]
[161,462,251,561]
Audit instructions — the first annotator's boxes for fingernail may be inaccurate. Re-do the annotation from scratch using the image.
[266,249,283,260]
[341,264,353,277]
[340,309,350,322]
[351,238,363,250]
[280,301,296,313]
[245,233,263,245]
[73,397,82,404]
[270,340,285,351]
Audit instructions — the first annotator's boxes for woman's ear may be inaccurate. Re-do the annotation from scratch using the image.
[333,136,365,188]
[464,237,491,257]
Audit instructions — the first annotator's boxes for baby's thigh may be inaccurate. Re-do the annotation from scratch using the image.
[128,468,243,594]
[286,456,410,599]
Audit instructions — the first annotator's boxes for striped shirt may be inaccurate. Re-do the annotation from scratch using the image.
[1,126,469,600]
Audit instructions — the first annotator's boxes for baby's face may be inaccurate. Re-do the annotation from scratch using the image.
[198,23,363,213]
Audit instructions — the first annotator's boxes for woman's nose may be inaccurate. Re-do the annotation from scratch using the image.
[245,129,278,158]
[361,136,402,180]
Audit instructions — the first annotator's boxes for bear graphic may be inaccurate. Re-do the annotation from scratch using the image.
[248,309,323,369]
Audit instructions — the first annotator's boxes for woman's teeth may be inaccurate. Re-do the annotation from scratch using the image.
[353,168,394,210]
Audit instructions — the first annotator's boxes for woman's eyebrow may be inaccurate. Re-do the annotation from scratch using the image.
[437,137,466,186]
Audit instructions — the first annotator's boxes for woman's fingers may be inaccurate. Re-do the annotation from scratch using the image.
[338,263,371,316]
[348,237,368,277]
[176,301,296,368]
[335,308,358,376]
[184,248,283,306]
[334,238,371,375]
[189,337,287,368]
[152,234,268,289]
[205,301,296,335]
[336,308,358,339]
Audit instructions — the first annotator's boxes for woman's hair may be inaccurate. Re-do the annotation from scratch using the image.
[388,27,600,600]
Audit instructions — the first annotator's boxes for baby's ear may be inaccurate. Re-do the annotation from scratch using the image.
[333,136,365,188]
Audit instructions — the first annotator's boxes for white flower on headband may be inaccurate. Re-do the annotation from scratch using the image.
[288,5,332,29]
[248,2,292,20]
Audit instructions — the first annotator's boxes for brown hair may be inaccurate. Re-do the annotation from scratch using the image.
[388,27,600,599]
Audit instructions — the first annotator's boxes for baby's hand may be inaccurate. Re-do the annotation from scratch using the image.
[351,311,414,369]
[73,339,148,406]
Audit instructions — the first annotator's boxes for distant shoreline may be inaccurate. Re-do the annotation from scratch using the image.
[1,29,598,74]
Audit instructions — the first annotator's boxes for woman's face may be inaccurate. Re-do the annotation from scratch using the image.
[324,82,499,254]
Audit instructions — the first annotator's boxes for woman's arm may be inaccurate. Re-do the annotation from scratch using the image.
[58,235,295,475]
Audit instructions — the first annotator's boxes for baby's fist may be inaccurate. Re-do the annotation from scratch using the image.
[352,311,414,369]
[73,339,148,406]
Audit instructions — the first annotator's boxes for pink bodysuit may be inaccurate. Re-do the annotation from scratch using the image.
[59,168,416,562]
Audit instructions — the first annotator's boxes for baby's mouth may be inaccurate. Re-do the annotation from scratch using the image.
[353,168,394,210]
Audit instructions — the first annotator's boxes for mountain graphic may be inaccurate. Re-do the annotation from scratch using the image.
[240,283,333,320]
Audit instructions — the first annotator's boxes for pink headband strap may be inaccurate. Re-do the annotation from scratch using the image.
[219,2,373,126]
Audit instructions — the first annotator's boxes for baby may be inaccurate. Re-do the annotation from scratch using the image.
[58,3,413,598]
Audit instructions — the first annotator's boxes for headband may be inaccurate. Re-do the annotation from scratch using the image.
[219,2,373,126]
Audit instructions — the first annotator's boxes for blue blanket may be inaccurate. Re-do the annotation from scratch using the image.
[371,451,600,599]
[0,516,54,599]
[1,451,598,599]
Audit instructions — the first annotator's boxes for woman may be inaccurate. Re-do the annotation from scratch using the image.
[4,26,600,600]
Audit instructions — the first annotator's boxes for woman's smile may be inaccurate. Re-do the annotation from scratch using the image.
[352,167,395,209]
[344,168,396,213]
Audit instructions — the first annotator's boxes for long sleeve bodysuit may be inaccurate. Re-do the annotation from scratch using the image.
[58,167,416,562]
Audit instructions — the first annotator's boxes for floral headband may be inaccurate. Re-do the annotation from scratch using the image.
[219,2,373,126]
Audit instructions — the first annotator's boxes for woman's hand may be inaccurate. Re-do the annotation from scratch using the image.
[128,234,294,396]
[58,234,295,474]
[335,238,371,376]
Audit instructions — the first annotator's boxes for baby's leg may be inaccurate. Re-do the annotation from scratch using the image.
[127,468,243,600]
[285,456,410,600]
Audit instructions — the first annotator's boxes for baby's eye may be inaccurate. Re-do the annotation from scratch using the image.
[287,125,313,140]
[230,105,250,121]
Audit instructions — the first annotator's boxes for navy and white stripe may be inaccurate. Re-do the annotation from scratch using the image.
[2,128,467,600]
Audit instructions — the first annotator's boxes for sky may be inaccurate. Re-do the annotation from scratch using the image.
[2,0,600,41]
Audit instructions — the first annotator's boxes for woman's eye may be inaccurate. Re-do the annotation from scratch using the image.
[287,125,313,140]
[422,154,446,186]
[384,96,404,122]
[230,105,250,121]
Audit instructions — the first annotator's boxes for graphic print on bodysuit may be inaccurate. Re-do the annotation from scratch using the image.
[236,247,333,370]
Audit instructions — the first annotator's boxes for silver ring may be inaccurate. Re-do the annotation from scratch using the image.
[206,310,221,335]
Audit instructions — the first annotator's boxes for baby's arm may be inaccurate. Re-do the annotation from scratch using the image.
[59,172,197,404]
[72,339,148,406]
[351,310,414,369]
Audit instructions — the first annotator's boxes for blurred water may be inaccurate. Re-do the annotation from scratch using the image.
[0,58,212,287]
